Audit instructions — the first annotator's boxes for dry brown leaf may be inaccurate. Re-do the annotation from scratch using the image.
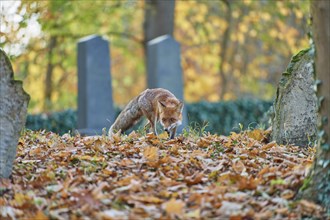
[184,172,204,185]
[197,137,211,148]
[112,130,122,143]
[130,195,163,204]
[247,129,266,142]
[238,176,258,190]
[257,166,269,177]
[218,201,243,216]
[185,209,200,219]
[299,199,323,213]
[254,210,273,220]
[170,145,179,155]
[229,215,243,220]
[4,130,323,219]
[232,160,246,174]
[280,189,295,199]
[33,210,49,220]
[261,141,277,150]
[158,132,169,139]
[163,198,185,215]
[143,147,159,162]
[97,209,127,220]
[120,158,134,167]
[128,130,138,139]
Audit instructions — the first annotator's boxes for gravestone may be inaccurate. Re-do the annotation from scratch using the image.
[77,35,115,135]
[147,35,188,132]
[272,48,318,147]
[0,49,30,178]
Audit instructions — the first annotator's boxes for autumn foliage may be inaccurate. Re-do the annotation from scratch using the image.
[0,129,325,219]
[2,1,309,112]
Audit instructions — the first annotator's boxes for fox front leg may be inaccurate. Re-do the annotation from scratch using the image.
[145,115,158,136]
[169,126,177,139]
[152,116,158,136]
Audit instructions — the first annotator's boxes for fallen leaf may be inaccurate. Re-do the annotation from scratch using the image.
[281,189,295,199]
[232,160,246,174]
[120,158,134,167]
[254,210,273,220]
[97,209,128,220]
[130,195,163,204]
[247,129,266,142]
[158,132,169,139]
[184,172,204,185]
[185,209,200,218]
[261,141,276,150]
[143,146,159,162]
[163,198,185,215]
[218,201,243,216]
[299,199,323,213]
[33,210,49,220]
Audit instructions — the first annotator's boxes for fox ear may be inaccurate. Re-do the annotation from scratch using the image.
[158,101,167,108]
[178,101,184,113]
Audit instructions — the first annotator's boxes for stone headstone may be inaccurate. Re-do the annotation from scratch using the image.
[272,48,318,147]
[147,35,188,131]
[77,35,115,135]
[0,49,30,178]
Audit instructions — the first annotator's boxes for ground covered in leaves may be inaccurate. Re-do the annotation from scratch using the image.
[0,129,326,219]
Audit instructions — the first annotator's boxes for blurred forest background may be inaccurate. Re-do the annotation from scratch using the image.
[1,0,309,114]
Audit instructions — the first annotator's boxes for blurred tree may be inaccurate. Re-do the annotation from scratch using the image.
[2,0,145,112]
[299,0,330,212]
[218,0,232,99]
[143,0,175,46]
[176,0,309,102]
[143,0,175,84]
[1,0,310,112]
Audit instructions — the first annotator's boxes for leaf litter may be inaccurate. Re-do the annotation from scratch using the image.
[0,129,326,219]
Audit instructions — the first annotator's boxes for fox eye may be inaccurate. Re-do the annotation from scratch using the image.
[162,119,167,123]
[170,118,175,123]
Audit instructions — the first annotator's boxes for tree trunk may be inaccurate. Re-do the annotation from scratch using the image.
[299,0,330,212]
[143,0,175,67]
[44,36,57,111]
[218,0,232,100]
[143,0,175,45]
[313,1,330,145]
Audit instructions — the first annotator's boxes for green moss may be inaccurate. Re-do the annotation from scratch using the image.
[279,47,314,88]
[299,175,312,192]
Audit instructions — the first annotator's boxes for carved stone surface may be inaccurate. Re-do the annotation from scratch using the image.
[77,35,115,135]
[0,49,30,178]
[147,35,187,132]
[272,48,318,147]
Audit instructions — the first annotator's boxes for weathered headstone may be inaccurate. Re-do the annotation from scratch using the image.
[147,35,188,131]
[77,35,115,135]
[272,48,318,147]
[0,49,30,178]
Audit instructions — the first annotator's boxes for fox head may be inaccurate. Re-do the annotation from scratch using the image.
[157,100,184,136]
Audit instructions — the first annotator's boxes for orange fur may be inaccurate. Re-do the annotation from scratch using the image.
[109,88,183,139]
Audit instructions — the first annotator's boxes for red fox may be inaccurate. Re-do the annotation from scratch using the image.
[109,88,183,139]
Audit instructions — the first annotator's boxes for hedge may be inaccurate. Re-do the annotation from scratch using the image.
[25,99,272,135]
[186,99,272,135]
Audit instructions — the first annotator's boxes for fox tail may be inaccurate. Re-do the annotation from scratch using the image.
[108,95,143,136]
